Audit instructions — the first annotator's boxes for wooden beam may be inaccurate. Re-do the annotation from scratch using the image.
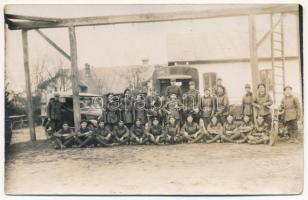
[5,14,60,22]
[68,26,81,132]
[35,29,71,61]
[248,15,260,95]
[168,56,299,65]
[256,14,285,48]
[6,4,298,30]
[22,30,36,141]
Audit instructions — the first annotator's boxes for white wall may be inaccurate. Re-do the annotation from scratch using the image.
[193,59,302,105]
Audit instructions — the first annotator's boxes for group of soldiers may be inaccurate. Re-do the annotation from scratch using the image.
[48,78,302,149]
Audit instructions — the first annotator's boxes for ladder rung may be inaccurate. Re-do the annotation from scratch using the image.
[274,48,282,52]
[274,66,283,68]
[275,75,283,77]
[274,31,282,35]
[274,40,282,43]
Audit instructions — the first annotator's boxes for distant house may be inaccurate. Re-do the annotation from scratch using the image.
[38,64,102,109]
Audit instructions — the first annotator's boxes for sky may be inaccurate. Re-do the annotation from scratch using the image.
[5,4,301,95]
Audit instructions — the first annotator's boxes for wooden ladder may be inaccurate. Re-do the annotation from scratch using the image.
[270,13,286,105]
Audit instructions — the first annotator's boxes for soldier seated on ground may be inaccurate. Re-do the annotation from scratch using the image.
[247,115,270,145]
[165,116,181,144]
[145,117,165,144]
[77,120,94,147]
[52,121,76,149]
[221,114,240,143]
[205,116,224,144]
[113,120,130,145]
[79,120,114,147]
[181,114,202,143]
[130,118,148,145]
[189,118,211,143]
[236,115,254,144]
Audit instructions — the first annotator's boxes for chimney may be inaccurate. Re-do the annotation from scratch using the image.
[141,58,149,66]
[85,63,91,77]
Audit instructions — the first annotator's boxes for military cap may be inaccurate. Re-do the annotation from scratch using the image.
[257,83,266,89]
[189,81,195,86]
[245,84,251,88]
[284,85,292,91]
[62,121,69,125]
[170,78,176,82]
[54,92,60,97]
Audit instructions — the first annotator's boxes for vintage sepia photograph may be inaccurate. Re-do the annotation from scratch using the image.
[4,3,303,195]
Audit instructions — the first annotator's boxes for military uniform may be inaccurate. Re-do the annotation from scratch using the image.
[205,122,223,143]
[200,95,216,128]
[162,99,183,126]
[47,99,63,132]
[95,125,113,145]
[223,121,239,142]
[121,97,134,126]
[113,125,130,144]
[215,93,229,125]
[181,122,201,142]
[53,128,74,148]
[130,124,147,144]
[280,95,301,138]
[165,123,181,144]
[242,92,254,120]
[248,122,269,144]
[146,123,164,144]
[133,100,147,124]
[165,85,183,99]
[106,100,120,125]
[253,93,273,127]
[183,87,200,121]
[237,121,254,143]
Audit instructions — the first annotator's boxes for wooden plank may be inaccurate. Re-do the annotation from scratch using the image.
[5,14,60,22]
[22,30,36,141]
[68,26,81,131]
[35,29,71,61]
[256,14,285,48]
[6,4,298,30]
[168,56,299,65]
[248,14,260,95]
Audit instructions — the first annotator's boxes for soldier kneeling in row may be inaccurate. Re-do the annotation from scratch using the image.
[247,115,270,145]
[181,114,203,143]
[206,116,224,143]
[165,116,181,144]
[53,121,79,149]
[113,120,130,145]
[145,117,165,144]
[130,118,148,145]
[236,115,254,143]
[222,114,240,143]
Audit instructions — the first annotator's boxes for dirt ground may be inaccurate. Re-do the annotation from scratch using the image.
[5,127,303,195]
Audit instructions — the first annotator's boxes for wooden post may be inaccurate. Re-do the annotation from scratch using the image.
[248,14,260,95]
[22,30,36,141]
[68,26,80,131]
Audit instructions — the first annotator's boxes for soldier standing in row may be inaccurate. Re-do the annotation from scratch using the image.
[200,88,216,129]
[165,78,182,100]
[106,93,120,126]
[121,89,134,128]
[280,86,301,143]
[162,93,183,126]
[215,85,229,125]
[242,84,254,122]
[183,81,200,122]
[253,84,273,127]
[47,93,63,132]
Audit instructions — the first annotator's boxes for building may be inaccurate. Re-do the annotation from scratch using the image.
[166,14,301,104]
